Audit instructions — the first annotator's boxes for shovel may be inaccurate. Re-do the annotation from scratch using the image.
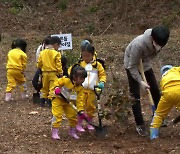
[94,86,107,137]
[67,101,107,137]
[138,59,156,113]
[58,93,107,137]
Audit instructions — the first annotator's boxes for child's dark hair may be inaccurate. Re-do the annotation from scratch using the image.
[11,38,27,52]
[49,36,61,45]
[43,35,51,46]
[70,64,87,83]
[83,44,95,55]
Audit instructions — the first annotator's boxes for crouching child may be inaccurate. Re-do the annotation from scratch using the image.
[51,65,88,140]
[150,65,180,139]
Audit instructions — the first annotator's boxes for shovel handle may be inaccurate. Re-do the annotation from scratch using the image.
[56,95,98,127]
[69,102,79,112]
[94,86,102,100]
[139,59,155,106]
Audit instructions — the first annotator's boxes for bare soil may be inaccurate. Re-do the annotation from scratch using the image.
[0,1,179,154]
[0,32,180,154]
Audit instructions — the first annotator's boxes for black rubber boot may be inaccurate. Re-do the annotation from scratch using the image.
[40,98,45,107]
[46,99,52,108]
[33,92,40,104]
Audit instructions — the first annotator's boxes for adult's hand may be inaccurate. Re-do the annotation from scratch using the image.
[140,81,150,93]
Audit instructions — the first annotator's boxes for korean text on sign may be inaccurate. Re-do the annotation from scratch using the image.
[51,33,72,50]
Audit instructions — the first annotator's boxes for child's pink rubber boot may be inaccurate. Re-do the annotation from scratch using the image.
[76,116,85,132]
[87,117,94,131]
[51,128,60,140]
[69,127,79,139]
[5,93,12,102]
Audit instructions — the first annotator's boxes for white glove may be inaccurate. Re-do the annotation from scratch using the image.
[140,81,150,93]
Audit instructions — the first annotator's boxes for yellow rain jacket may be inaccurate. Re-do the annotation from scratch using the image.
[6,48,27,71]
[80,60,106,89]
[69,60,106,89]
[151,67,180,128]
[160,67,180,91]
[37,48,63,99]
[37,48,63,75]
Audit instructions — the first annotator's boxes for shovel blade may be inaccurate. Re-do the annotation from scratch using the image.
[33,93,41,104]
[94,125,107,138]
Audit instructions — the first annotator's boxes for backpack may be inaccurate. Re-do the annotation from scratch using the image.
[96,58,105,69]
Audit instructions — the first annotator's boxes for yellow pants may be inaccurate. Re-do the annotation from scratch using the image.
[83,89,96,118]
[151,85,180,128]
[41,72,58,99]
[6,69,26,92]
[51,97,77,128]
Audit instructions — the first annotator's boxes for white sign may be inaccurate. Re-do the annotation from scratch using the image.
[51,33,72,50]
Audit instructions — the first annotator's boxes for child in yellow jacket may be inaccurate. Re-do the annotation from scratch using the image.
[150,65,180,139]
[75,43,106,132]
[51,65,88,140]
[81,37,105,69]
[37,36,63,106]
[5,38,28,101]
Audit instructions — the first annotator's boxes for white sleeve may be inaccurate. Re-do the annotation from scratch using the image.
[36,45,42,62]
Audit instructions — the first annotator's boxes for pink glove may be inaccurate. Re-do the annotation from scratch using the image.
[54,87,61,95]
[78,111,88,120]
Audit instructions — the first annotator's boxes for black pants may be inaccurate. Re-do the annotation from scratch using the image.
[32,55,68,93]
[126,68,160,125]
[32,68,42,92]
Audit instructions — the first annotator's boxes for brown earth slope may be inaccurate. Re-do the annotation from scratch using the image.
[0,0,180,36]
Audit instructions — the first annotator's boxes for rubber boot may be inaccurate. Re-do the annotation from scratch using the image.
[5,92,12,102]
[150,128,159,140]
[87,117,94,131]
[33,92,40,104]
[76,116,85,132]
[51,128,60,140]
[69,127,79,139]
[46,99,52,108]
[40,98,45,107]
